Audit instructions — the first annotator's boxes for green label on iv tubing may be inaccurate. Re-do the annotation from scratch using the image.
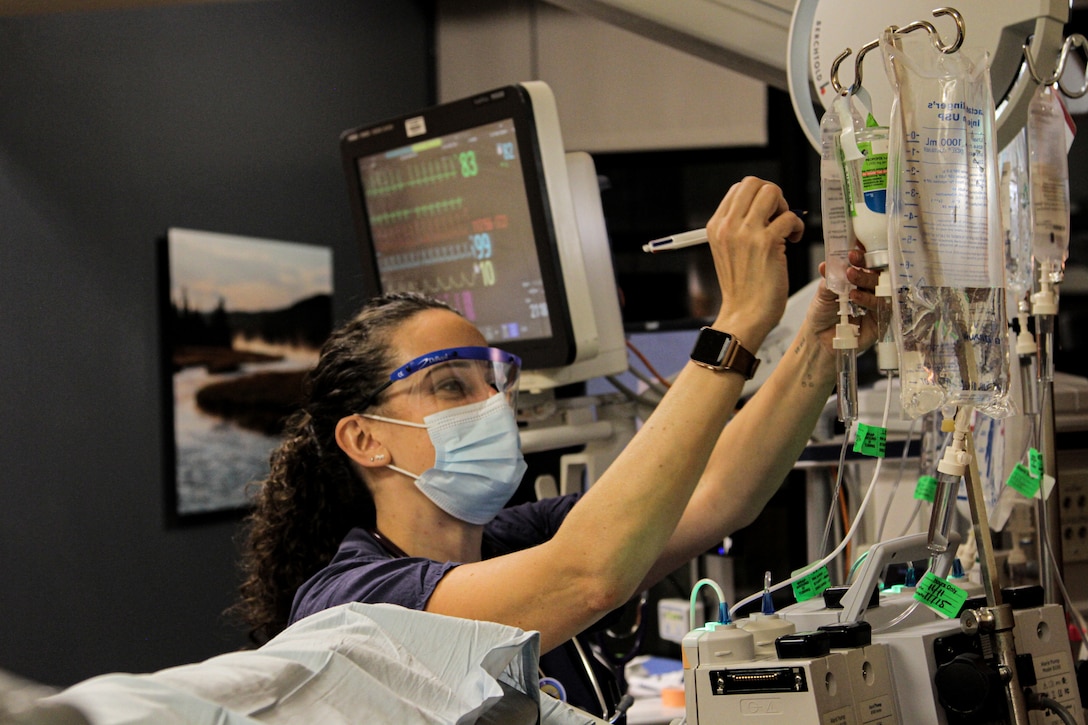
[914,475,938,503]
[791,566,831,603]
[853,424,887,458]
[1007,462,1041,498]
[914,571,969,618]
[1029,448,1044,478]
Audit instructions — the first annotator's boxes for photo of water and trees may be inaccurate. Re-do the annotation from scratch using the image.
[165,228,333,517]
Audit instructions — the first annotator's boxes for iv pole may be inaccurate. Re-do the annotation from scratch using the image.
[961,426,1031,723]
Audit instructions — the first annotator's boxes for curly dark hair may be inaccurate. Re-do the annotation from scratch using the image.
[229,292,458,644]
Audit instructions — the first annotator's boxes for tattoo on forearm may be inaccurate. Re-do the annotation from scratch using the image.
[792,334,829,389]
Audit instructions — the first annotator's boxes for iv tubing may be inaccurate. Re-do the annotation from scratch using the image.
[730,378,893,619]
[690,578,728,627]
[1036,312,1057,384]
[837,349,860,424]
[824,296,861,552]
[819,431,852,558]
[874,413,919,542]
[928,408,973,554]
[872,597,924,634]
[896,429,953,539]
[625,366,667,398]
[833,295,860,425]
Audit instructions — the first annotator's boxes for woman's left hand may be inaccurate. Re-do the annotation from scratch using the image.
[806,248,886,351]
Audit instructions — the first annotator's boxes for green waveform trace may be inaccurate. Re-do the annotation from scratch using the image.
[364,155,462,198]
[369,197,465,227]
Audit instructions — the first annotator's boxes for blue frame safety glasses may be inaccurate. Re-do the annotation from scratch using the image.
[359,346,521,413]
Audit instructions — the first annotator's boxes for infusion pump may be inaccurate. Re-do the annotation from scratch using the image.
[681,534,1085,725]
[683,595,1081,724]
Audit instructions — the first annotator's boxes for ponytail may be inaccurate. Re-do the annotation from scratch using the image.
[229,293,456,642]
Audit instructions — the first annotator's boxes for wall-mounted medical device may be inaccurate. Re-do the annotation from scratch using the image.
[340,81,627,392]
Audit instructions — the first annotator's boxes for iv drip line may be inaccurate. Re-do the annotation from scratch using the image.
[730,379,895,621]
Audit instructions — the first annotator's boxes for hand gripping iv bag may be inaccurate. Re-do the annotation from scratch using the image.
[880,30,1012,420]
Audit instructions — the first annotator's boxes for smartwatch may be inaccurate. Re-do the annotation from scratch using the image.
[690,326,760,379]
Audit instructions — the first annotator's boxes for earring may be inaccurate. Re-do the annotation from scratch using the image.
[370,454,386,462]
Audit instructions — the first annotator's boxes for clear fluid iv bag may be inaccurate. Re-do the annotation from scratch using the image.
[1000,129,1034,307]
[821,95,853,298]
[881,30,1012,420]
[821,95,866,424]
[1027,83,1072,282]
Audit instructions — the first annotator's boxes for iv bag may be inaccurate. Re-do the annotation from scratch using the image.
[881,30,1012,420]
[845,123,890,256]
[821,95,855,297]
[999,129,1034,308]
[1027,83,1073,281]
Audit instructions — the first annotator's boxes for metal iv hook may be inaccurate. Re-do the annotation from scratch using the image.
[830,39,879,97]
[830,6,967,96]
[1023,33,1088,99]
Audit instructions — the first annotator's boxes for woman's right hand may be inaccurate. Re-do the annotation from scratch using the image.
[704,177,805,351]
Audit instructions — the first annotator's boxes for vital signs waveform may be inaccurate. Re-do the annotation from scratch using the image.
[369,200,471,249]
[368,197,465,228]
[364,154,461,199]
[380,238,484,297]
[387,269,481,296]
[379,240,477,273]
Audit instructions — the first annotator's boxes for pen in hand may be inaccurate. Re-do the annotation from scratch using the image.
[642,210,807,253]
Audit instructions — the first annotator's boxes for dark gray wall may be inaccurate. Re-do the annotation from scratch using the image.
[0,0,433,687]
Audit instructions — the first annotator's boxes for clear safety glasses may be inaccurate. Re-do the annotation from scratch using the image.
[359,346,521,413]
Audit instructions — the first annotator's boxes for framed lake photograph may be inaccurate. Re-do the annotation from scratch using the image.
[160,228,333,522]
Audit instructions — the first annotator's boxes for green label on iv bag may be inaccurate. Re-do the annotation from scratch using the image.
[1029,448,1044,478]
[1007,462,1041,498]
[853,424,887,457]
[857,143,888,192]
[914,475,938,503]
[914,572,968,618]
[852,126,889,221]
[791,565,831,603]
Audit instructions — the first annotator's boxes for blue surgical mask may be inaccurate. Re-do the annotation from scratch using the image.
[363,393,527,525]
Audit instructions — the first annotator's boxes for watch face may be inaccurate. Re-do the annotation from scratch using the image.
[692,328,732,367]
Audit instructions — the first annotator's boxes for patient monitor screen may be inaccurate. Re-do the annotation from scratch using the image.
[355,119,554,345]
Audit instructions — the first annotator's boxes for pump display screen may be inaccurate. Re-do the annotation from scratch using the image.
[353,118,554,345]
